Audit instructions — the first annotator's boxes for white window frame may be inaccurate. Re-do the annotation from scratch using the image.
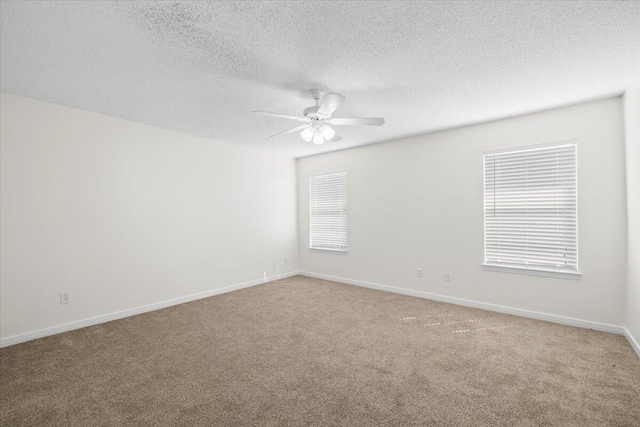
[483,139,580,280]
[309,171,347,253]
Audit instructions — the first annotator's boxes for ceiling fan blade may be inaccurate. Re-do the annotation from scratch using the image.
[271,124,311,138]
[328,117,385,126]
[254,111,308,122]
[317,93,346,116]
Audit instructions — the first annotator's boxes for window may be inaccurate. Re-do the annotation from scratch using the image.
[483,140,579,278]
[309,172,347,252]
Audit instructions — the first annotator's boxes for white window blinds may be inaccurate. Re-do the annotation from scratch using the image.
[484,140,579,277]
[310,172,347,251]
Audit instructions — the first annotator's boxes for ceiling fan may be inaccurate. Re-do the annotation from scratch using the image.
[254,89,385,145]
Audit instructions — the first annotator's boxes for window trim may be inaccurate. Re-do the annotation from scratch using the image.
[309,171,347,253]
[482,264,581,280]
[309,247,349,254]
[483,139,581,279]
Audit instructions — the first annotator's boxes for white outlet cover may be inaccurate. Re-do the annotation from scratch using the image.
[60,292,71,304]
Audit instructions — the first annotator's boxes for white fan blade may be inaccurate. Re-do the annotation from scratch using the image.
[329,117,385,126]
[317,93,345,116]
[271,124,311,138]
[254,111,308,122]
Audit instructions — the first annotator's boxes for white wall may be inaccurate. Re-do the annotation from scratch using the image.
[1,93,298,340]
[624,77,640,347]
[2,91,633,344]
[298,97,627,326]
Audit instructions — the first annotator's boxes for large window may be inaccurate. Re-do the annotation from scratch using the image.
[483,140,579,278]
[309,172,347,252]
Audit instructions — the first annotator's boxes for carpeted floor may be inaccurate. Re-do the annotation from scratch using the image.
[1,275,638,426]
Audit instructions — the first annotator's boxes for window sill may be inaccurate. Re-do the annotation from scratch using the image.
[483,264,581,280]
[309,247,348,254]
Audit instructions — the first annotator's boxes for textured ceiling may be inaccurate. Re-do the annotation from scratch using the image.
[2,1,640,158]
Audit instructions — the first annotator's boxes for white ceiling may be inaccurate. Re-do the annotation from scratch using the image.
[2,1,640,158]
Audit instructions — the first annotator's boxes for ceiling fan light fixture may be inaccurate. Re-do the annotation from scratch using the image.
[254,89,384,145]
[300,126,314,142]
[312,130,325,145]
[320,124,335,140]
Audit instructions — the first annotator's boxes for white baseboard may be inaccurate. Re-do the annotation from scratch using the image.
[0,271,299,348]
[299,271,625,336]
[623,328,640,358]
[5,270,637,359]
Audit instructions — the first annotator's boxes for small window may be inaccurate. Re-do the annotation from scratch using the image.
[309,172,347,252]
[483,140,579,278]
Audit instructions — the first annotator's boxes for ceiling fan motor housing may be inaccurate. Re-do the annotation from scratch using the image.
[303,105,329,122]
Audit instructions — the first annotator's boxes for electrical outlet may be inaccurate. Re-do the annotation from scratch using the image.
[445,272,451,282]
[284,256,288,264]
[416,268,423,278]
[60,292,71,304]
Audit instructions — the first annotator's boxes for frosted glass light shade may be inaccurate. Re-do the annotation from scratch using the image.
[320,124,335,140]
[301,126,314,142]
[313,130,325,145]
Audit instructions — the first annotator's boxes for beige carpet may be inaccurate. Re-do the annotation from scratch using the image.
[1,275,638,426]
